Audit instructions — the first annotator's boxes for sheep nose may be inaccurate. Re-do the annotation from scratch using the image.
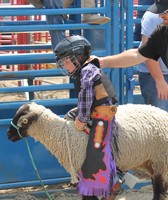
[7,128,21,142]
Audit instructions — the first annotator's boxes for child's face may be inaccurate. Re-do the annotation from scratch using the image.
[61,57,76,73]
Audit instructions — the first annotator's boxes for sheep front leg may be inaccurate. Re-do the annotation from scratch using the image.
[152,174,168,200]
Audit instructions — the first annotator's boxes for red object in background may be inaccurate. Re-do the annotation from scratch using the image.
[134,0,138,17]
[16,0,29,71]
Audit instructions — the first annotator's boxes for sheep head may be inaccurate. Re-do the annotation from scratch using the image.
[7,103,39,142]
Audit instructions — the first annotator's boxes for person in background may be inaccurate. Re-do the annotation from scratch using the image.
[134,0,154,41]
[28,0,110,50]
[96,0,168,101]
[64,0,110,24]
[55,35,120,200]
[28,0,65,50]
[137,10,168,111]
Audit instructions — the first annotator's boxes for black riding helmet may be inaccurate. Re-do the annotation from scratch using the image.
[54,35,92,77]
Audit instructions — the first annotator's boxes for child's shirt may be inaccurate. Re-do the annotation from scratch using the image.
[77,63,112,123]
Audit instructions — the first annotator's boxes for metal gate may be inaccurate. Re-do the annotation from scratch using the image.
[0,0,148,189]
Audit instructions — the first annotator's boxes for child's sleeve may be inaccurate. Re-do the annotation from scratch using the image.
[77,64,101,122]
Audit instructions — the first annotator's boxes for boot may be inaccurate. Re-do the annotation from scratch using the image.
[64,0,74,8]
[82,0,110,24]
[28,0,43,8]
[82,14,110,24]
[82,195,99,200]
[101,180,121,200]
[64,0,111,24]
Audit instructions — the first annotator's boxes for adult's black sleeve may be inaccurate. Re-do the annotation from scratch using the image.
[138,27,161,61]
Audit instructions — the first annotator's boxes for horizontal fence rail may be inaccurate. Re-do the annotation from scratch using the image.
[0,1,113,190]
[0,0,146,191]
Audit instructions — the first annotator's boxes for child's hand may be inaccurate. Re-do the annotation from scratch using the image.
[75,117,86,131]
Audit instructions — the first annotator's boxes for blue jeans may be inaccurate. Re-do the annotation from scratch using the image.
[134,0,155,41]
[139,72,168,112]
[43,0,65,50]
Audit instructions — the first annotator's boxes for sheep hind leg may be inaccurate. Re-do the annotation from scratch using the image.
[152,174,168,200]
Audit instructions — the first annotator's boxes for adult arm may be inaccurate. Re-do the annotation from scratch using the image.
[100,49,148,68]
[146,59,168,100]
[142,35,168,100]
[99,25,162,69]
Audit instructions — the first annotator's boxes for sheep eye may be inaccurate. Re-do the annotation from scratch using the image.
[22,118,28,124]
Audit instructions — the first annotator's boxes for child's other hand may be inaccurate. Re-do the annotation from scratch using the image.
[75,117,86,131]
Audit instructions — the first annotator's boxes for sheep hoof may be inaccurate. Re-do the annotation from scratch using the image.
[82,195,99,200]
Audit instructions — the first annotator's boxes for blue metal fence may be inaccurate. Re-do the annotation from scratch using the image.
[0,0,148,190]
[0,0,116,189]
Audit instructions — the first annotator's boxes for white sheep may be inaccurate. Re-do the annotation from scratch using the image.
[7,102,168,200]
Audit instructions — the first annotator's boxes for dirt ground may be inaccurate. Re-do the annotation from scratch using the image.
[0,77,69,102]
[0,79,153,200]
[0,183,154,200]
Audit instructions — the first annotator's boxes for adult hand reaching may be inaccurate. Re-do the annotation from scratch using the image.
[156,79,168,100]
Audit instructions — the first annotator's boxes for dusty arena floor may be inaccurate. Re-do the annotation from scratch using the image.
[0,184,154,200]
[0,77,69,102]
[0,79,153,200]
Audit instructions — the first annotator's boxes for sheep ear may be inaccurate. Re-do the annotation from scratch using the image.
[16,103,30,115]
[17,112,38,127]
